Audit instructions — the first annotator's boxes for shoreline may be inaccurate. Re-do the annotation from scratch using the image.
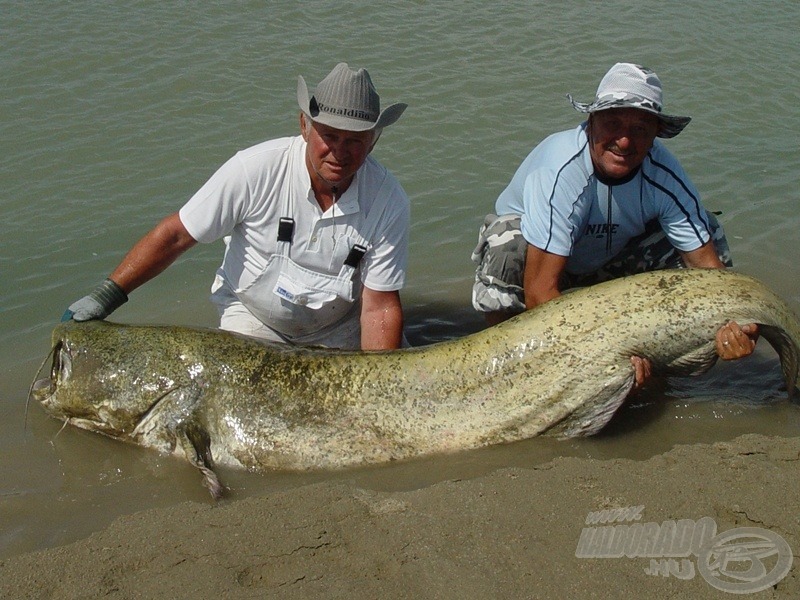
[1,432,797,599]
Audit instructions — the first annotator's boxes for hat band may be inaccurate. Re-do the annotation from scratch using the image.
[591,93,662,114]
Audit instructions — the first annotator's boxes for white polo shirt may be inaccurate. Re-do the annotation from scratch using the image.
[179,135,409,298]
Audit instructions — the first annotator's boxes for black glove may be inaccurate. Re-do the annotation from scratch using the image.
[61,279,128,322]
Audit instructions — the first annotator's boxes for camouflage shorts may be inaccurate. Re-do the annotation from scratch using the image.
[470,212,732,313]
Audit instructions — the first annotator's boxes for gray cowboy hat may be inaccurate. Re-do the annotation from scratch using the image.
[297,62,407,132]
[567,63,691,138]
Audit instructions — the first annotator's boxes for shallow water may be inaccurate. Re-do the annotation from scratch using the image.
[1,0,799,559]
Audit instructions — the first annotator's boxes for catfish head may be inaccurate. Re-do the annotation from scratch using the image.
[31,321,186,439]
[30,320,224,498]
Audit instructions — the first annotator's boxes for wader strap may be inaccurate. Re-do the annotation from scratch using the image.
[344,244,367,268]
[340,170,393,270]
[277,217,295,243]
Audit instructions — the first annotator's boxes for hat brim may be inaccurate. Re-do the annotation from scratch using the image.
[567,93,691,139]
[297,75,406,132]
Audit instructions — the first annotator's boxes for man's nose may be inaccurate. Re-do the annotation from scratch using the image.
[328,139,348,157]
[615,131,633,148]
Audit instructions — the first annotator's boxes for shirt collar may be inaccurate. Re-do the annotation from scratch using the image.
[330,173,360,217]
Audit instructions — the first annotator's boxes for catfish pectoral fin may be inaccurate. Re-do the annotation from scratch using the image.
[197,462,224,501]
[177,423,225,500]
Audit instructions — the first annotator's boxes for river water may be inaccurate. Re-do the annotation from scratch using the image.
[2,0,799,558]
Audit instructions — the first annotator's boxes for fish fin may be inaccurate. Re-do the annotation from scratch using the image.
[553,374,635,438]
[132,385,199,441]
[133,384,225,499]
[758,324,800,400]
[662,342,718,376]
[177,423,225,500]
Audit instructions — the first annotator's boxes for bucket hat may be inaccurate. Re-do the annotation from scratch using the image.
[297,63,407,132]
[567,63,691,138]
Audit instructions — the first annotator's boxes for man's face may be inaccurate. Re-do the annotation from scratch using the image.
[301,115,376,191]
[587,108,660,180]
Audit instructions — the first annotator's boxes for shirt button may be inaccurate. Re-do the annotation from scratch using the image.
[311,236,317,243]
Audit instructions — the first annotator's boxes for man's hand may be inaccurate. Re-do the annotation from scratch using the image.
[630,355,652,390]
[61,279,128,322]
[716,321,758,360]
[629,321,759,391]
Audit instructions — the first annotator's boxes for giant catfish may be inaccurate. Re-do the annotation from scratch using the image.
[31,269,800,497]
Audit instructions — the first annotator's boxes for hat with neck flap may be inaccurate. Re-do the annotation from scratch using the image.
[297,62,407,132]
[567,63,691,138]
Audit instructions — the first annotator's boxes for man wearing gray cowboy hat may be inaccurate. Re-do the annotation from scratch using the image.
[471,62,758,385]
[63,63,411,350]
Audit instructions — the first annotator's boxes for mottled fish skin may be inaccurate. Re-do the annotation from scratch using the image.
[32,269,800,478]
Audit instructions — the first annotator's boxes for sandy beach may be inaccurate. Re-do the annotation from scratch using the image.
[1,432,797,599]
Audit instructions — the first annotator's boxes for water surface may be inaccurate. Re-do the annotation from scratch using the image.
[2,0,799,558]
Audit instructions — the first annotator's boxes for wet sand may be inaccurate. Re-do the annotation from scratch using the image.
[1,432,797,599]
